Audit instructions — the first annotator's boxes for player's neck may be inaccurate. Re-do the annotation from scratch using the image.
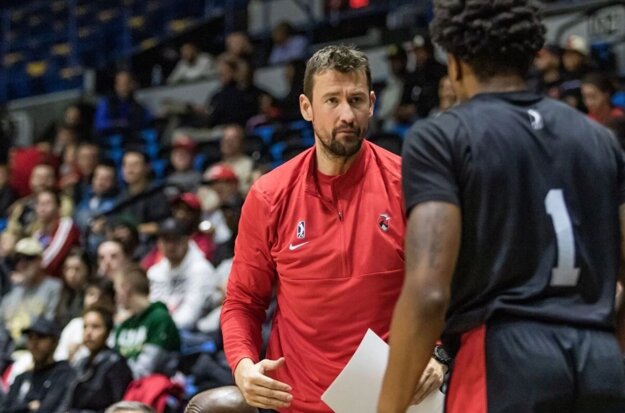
[316,145,360,176]
[469,75,527,99]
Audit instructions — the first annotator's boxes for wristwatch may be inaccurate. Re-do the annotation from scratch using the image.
[433,345,452,367]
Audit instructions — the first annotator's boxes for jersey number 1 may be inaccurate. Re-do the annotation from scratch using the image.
[545,189,580,286]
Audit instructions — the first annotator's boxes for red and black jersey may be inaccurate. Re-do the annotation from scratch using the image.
[403,91,625,352]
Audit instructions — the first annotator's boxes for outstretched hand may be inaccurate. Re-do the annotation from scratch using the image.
[234,357,293,410]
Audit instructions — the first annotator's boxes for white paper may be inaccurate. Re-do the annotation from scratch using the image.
[321,329,444,413]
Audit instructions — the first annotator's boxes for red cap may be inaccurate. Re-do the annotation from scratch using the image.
[172,136,197,153]
[173,192,201,210]
[203,164,238,184]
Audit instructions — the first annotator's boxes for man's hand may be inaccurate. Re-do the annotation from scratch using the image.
[234,357,293,410]
[410,357,446,405]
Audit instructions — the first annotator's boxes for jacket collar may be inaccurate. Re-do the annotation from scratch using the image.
[305,139,370,196]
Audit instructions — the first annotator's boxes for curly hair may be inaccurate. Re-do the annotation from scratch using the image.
[430,0,546,80]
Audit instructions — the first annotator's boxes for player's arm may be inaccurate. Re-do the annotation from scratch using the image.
[221,186,292,410]
[616,204,625,352]
[378,201,461,413]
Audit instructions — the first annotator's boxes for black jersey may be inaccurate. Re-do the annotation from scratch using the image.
[403,91,625,344]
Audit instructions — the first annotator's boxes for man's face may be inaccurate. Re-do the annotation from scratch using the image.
[14,254,41,285]
[181,44,198,62]
[35,192,59,223]
[27,333,57,366]
[98,242,126,279]
[581,83,608,115]
[534,48,559,72]
[220,127,243,157]
[158,235,189,264]
[77,145,99,176]
[562,50,584,73]
[210,180,239,203]
[92,166,115,196]
[170,148,193,172]
[30,165,56,194]
[122,153,148,186]
[115,72,133,99]
[300,69,374,158]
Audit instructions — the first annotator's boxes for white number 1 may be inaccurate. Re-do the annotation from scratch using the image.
[545,189,580,286]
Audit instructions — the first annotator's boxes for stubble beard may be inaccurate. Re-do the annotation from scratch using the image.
[315,126,366,159]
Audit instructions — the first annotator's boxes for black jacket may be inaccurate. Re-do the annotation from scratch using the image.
[2,361,76,413]
[61,348,133,413]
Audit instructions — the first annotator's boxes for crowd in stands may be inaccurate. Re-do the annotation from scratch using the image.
[0,17,624,411]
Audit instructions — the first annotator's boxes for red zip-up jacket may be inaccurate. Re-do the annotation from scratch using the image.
[222,140,405,413]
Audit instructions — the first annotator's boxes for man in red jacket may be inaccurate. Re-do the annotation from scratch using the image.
[221,45,445,413]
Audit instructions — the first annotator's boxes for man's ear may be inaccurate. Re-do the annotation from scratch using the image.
[368,91,376,118]
[300,94,313,121]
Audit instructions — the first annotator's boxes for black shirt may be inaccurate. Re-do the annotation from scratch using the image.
[2,361,76,413]
[403,91,625,349]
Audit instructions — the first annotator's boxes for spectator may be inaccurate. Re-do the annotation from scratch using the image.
[429,76,456,117]
[205,56,255,127]
[406,34,447,118]
[200,164,242,245]
[220,125,254,194]
[1,318,75,412]
[74,160,119,233]
[376,43,414,130]
[55,278,116,363]
[225,31,260,68]
[529,44,563,98]
[0,238,62,347]
[116,151,171,239]
[104,214,147,262]
[66,141,101,206]
[60,305,133,413]
[113,266,180,379]
[147,218,219,331]
[275,59,307,122]
[94,70,152,140]
[57,249,93,327]
[561,34,592,82]
[196,198,242,334]
[167,42,216,85]
[166,137,202,192]
[2,163,73,256]
[581,73,624,126]
[141,193,215,269]
[0,163,16,219]
[31,189,81,277]
[268,21,308,65]
[97,239,130,280]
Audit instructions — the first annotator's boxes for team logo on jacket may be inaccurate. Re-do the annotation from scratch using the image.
[378,214,390,232]
[296,220,305,239]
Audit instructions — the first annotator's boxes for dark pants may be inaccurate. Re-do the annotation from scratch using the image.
[446,318,625,413]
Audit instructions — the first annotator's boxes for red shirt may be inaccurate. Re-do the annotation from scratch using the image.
[222,141,405,412]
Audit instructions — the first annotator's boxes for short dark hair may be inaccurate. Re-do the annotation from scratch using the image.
[430,0,545,80]
[582,73,617,96]
[85,277,116,304]
[120,265,150,297]
[303,45,371,99]
[83,303,115,333]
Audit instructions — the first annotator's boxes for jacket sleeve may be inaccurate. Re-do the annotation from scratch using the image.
[107,359,134,402]
[38,367,76,413]
[42,219,80,277]
[221,185,276,373]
